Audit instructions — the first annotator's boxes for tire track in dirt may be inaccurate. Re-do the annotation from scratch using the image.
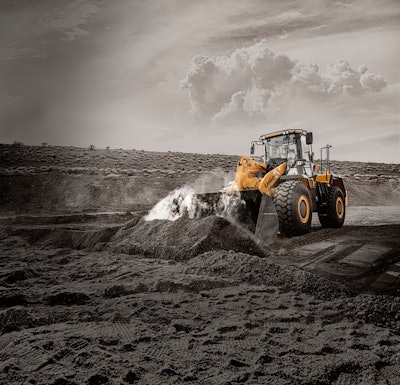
[1,210,400,384]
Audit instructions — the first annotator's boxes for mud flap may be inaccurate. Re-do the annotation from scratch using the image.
[254,195,279,245]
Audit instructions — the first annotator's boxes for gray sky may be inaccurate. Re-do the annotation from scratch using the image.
[0,0,399,162]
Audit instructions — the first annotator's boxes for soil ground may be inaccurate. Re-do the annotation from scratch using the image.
[0,144,399,385]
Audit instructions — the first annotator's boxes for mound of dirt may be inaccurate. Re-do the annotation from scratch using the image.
[2,268,39,284]
[108,216,267,261]
[187,251,354,300]
[10,226,119,250]
[43,291,91,306]
[0,307,35,334]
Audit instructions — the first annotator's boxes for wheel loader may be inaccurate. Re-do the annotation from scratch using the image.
[193,129,347,243]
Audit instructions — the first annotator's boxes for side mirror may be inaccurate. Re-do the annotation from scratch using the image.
[250,143,255,155]
[306,132,313,145]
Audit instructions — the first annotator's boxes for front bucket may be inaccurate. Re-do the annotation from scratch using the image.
[192,190,278,244]
[254,195,279,245]
[191,190,261,232]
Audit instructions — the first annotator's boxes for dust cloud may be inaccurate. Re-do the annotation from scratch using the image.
[144,170,240,222]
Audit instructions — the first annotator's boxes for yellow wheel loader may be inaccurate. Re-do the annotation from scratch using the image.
[193,130,347,243]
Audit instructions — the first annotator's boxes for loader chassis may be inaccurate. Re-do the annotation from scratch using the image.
[226,129,347,239]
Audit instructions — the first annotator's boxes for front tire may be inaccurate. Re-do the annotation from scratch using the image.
[318,186,345,228]
[273,181,312,237]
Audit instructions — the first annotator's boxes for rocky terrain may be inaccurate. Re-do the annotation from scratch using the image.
[0,143,399,385]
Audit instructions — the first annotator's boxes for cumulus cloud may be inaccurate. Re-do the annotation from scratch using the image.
[181,39,387,122]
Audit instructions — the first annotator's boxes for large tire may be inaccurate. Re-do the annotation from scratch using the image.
[273,181,312,237]
[318,186,345,228]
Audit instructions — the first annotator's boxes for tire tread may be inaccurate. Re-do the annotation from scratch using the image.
[273,180,311,237]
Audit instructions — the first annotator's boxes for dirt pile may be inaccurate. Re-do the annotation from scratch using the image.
[187,251,354,300]
[1,241,399,385]
[1,217,400,384]
[2,211,267,261]
[346,179,400,206]
[9,226,119,251]
[108,215,267,261]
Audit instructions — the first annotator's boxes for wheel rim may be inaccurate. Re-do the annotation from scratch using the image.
[336,196,344,219]
[298,195,310,224]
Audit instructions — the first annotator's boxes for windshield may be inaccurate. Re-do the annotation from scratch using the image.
[265,134,297,162]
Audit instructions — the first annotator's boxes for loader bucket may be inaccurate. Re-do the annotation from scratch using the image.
[254,194,279,243]
[191,190,278,245]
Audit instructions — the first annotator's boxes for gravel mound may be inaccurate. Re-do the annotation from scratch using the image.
[108,216,267,261]
[350,294,400,332]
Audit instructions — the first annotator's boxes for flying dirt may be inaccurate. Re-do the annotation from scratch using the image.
[144,186,245,225]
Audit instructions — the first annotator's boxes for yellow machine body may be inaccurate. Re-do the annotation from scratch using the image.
[228,156,287,195]
[227,139,348,212]
[193,129,347,242]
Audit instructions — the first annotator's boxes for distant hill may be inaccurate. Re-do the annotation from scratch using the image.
[1,144,399,213]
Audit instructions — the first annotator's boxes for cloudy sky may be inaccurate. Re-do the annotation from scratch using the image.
[0,0,399,163]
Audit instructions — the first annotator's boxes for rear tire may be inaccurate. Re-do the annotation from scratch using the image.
[273,181,312,237]
[318,186,345,228]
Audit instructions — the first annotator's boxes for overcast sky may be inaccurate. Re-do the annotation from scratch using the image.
[0,0,399,162]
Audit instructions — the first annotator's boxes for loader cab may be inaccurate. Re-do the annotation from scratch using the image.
[255,130,314,176]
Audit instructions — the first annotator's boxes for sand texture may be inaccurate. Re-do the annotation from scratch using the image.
[1,144,400,384]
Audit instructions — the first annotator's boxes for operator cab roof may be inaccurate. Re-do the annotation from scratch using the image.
[259,129,308,141]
